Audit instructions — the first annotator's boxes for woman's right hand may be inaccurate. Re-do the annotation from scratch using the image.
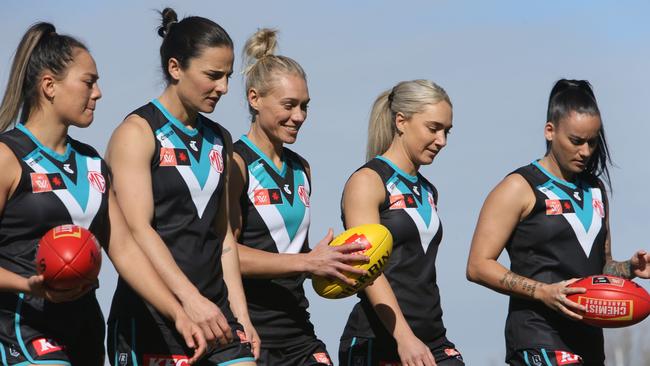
[26,275,90,303]
[397,333,437,366]
[304,229,370,285]
[181,292,233,348]
[172,309,207,364]
[536,278,586,320]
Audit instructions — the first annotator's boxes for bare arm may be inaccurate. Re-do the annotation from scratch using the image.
[466,174,585,319]
[343,168,436,366]
[229,153,367,283]
[105,116,231,346]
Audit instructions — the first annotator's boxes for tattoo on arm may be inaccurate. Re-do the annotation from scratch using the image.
[603,260,633,279]
[222,246,232,256]
[500,271,540,298]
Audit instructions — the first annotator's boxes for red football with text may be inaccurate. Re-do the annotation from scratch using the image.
[567,275,650,328]
[36,224,102,290]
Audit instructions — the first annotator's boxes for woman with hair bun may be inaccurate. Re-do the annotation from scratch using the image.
[229,28,369,366]
[338,80,464,366]
[0,22,205,365]
[106,8,257,366]
[467,79,650,365]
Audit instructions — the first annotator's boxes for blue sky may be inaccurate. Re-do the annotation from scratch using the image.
[2,1,649,364]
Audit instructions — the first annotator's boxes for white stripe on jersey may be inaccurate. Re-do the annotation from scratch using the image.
[157,132,223,218]
[387,182,440,253]
[25,156,103,229]
[247,170,310,254]
[537,186,603,256]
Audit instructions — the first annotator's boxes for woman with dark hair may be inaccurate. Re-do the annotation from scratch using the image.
[106,8,257,366]
[0,22,205,366]
[467,79,650,366]
[338,80,464,366]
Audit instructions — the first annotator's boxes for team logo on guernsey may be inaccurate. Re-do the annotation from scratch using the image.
[32,338,62,356]
[159,147,191,166]
[389,193,418,209]
[87,171,106,193]
[555,350,582,365]
[143,354,189,366]
[253,188,283,205]
[545,199,574,215]
[30,173,66,193]
[313,353,332,365]
[298,185,310,207]
[208,149,223,173]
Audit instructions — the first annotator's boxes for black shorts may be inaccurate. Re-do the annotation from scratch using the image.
[258,339,331,366]
[0,292,105,366]
[339,336,464,366]
[508,348,597,366]
[108,309,254,366]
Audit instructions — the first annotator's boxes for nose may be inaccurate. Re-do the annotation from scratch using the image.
[93,82,102,100]
[215,77,229,95]
[291,107,306,124]
[578,142,591,159]
[435,130,447,149]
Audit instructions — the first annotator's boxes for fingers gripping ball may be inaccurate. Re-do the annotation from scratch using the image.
[36,225,102,290]
[567,275,650,328]
[313,224,393,299]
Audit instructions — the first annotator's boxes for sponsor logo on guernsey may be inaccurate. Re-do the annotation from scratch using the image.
[32,338,62,356]
[545,199,574,215]
[253,188,283,205]
[554,350,582,365]
[118,353,128,366]
[593,199,605,218]
[444,348,461,357]
[208,149,223,173]
[189,140,198,152]
[159,148,191,166]
[87,171,106,193]
[298,185,309,207]
[575,296,633,321]
[428,191,435,208]
[389,193,418,209]
[8,344,19,357]
[313,352,332,365]
[283,183,292,194]
[531,354,543,366]
[592,275,625,287]
[63,163,74,174]
[30,172,66,193]
[143,354,190,366]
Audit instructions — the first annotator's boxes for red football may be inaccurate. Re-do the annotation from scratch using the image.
[567,275,650,328]
[36,224,102,290]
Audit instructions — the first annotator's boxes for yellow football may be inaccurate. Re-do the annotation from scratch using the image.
[312,223,393,299]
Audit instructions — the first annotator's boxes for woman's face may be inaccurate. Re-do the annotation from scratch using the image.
[174,46,234,114]
[545,111,601,175]
[398,101,453,166]
[50,48,102,128]
[250,73,309,145]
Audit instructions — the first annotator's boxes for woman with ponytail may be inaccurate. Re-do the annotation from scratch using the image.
[228,28,368,366]
[106,8,257,366]
[338,80,464,366]
[466,79,650,365]
[0,22,205,365]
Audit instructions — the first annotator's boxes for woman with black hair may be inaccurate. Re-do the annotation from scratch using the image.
[0,22,205,366]
[106,8,257,366]
[466,79,650,366]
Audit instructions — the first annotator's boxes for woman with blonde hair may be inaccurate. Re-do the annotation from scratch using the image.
[229,28,369,366]
[338,80,464,366]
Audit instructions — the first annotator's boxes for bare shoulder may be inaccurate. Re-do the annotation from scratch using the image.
[485,173,535,218]
[0,142,21,196]
[344,167,385,201]
[106,114,154,163]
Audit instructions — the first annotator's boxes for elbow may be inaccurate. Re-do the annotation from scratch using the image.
[465,260,482,283]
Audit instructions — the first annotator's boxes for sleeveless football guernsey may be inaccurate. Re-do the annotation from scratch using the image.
[234,136,317,347]
[505,161,606,364]
[341,156,451,348]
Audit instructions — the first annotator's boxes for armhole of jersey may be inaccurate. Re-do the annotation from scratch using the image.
[367,159,394,212]
[507,166,540,223]
[129,105,161,169]
[0,133,30,203]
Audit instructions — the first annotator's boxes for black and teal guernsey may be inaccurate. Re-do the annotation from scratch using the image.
[109,99,236,323]
[505,161,607,364]
[0,124,109,362]
[341,156,452,349]
[234,136,317,348]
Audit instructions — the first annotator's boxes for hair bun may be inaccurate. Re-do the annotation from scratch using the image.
[158,8,179,38]
[242,28,278,73]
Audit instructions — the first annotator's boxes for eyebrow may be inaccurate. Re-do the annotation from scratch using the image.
[83,73,99,80]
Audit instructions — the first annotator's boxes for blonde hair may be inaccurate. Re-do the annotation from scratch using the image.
[0,23,87,132]
[242,28,306,120]
[366,79,452,161]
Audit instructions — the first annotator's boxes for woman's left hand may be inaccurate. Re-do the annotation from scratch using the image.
[631,250,650,278]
